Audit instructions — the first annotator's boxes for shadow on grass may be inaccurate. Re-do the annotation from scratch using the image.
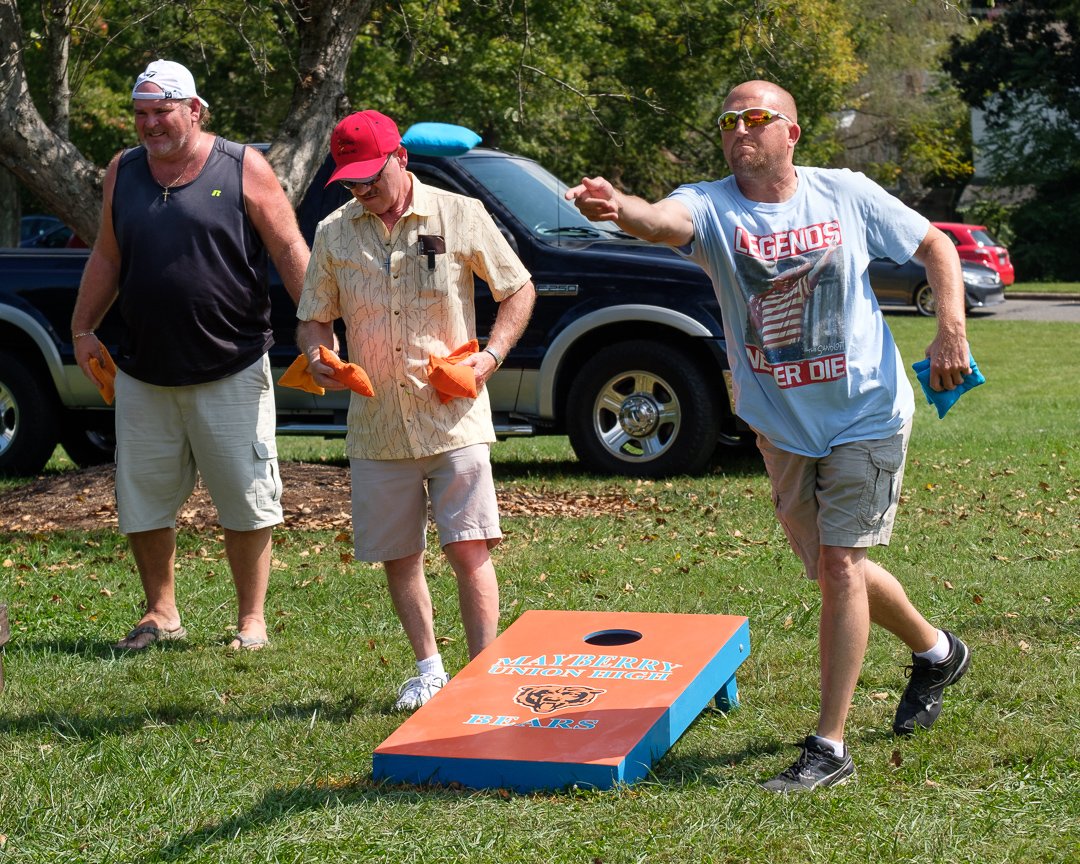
[140,736,785,862]
[143,777,395,862]
[0,692,372,739]
[8,636,195,661]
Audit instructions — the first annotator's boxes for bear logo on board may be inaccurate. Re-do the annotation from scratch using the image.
[513,685,606,715]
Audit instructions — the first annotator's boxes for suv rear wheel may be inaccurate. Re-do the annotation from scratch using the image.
[0,350,60,476]
[566,340,721,477]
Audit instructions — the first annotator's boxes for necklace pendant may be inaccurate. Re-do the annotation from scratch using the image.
[162,187,169,202]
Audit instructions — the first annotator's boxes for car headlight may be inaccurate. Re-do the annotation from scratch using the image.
[961,265,1002,288]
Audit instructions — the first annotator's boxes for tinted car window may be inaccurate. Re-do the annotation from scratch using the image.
[461,155,619,238]
[970,228,1000,246]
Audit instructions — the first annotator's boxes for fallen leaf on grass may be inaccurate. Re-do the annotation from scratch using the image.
[1018,640,1031,653]
[890,750,902,768]
[870,692,890,702]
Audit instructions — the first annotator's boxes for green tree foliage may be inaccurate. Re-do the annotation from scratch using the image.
[944,0,1080,280]
[830,0,972,212]
[345,0,862,200]
[8,0,980,230]
[17,0,299,167]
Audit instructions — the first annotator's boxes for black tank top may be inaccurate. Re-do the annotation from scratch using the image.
[112,137,272,385]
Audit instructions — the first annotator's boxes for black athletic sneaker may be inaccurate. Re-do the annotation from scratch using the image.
[893,630,971,736]
[760,736,856,793]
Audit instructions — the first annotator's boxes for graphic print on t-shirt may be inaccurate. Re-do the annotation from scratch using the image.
[734,220,847,390]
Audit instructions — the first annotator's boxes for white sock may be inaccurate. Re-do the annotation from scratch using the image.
[810,735,845,758]
[915,629,950,664]
[417,654,446,678]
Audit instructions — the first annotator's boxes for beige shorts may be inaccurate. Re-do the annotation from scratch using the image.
[756,420,912,580]
[350,443,502,562]
[114,355,282,534]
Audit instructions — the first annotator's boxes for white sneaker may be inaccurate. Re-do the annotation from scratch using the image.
[393,672,449,711]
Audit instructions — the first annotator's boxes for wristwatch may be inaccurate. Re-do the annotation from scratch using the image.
[483,346,504,368]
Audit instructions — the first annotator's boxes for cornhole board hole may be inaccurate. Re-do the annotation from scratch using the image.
[373,609,750,792]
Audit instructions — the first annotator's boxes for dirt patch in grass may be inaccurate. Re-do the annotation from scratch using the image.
[0,463,640,533]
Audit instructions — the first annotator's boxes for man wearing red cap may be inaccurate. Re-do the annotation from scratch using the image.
[297,110,536,710]
[71,59,309,652]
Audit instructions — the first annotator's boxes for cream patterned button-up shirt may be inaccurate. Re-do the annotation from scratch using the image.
[297,175,532,460]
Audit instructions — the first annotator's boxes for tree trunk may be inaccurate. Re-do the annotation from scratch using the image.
[266,0,374,206]
[43,0,72,138]
[0,167,18,246]
[0,0,102,244]
[0,0,372,239]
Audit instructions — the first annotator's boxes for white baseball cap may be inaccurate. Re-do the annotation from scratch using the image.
[132,60,209,108]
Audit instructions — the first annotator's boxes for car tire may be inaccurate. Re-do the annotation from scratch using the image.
[913,283,936,317]
[60,423,116,468]
[0,350,61,476]
[566,340,721,477]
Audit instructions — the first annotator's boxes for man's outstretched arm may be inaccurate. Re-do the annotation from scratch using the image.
[566,176,693,247]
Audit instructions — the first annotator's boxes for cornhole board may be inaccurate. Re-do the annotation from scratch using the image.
[373,609,750,792]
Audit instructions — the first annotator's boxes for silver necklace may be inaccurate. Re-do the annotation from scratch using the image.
[159,141,200,202]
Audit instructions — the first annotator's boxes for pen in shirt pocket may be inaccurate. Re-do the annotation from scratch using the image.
[417,234,446,271]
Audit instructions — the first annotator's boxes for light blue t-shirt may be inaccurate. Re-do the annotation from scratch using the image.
[669,167,926,457]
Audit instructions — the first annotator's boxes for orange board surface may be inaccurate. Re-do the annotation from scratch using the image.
[374,609,750,791]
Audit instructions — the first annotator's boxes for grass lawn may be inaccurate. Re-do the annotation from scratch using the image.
[1010,282,1080,295]
[0,316,1077,863]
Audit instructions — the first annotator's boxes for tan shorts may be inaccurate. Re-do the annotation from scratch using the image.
[114,355,282,534]
[350,443,502,562]
[756,420,912,580]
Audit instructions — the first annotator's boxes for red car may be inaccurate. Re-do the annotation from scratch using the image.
[933,221,1015,285]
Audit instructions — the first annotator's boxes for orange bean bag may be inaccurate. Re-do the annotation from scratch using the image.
[318,345,375,397]
[427,340,479,404]
[88,344,118,405]
[277,353,326,396]
[278,348,375,397]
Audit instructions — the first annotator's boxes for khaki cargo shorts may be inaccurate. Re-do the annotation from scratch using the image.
[114,355,282,534]
[756,420,912,580]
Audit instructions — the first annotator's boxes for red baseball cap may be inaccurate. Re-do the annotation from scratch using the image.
[326,110,402,187]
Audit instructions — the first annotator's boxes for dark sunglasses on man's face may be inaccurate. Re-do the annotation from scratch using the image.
[338,153,395,191]
[717,107,791,132]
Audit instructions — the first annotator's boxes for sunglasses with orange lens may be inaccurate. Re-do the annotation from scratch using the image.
[717,107,792,132]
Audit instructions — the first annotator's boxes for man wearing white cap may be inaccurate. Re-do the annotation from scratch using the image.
[71,59,310,652]
[296,110,536,710]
